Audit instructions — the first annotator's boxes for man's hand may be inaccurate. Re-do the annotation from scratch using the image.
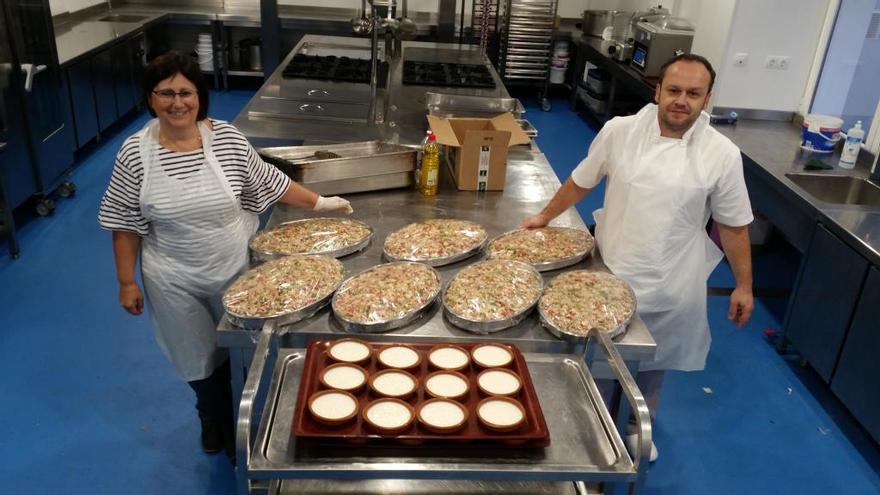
[119,282,144,315]
[520,213,550,229]
[728,286,753,329]
[314,195,353,214]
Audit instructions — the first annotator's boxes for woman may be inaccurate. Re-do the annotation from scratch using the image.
[98,52,352,460]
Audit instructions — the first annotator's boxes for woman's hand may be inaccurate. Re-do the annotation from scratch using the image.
[119,282,144,315]
[314,195,354,214]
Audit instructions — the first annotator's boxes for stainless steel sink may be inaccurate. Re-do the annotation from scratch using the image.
[98,14,149,22]
[785,173,880,206]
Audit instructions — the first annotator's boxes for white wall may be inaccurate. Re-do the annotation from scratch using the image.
[51,0,105,15]
[712,0,829,112]
[49,0,67,16]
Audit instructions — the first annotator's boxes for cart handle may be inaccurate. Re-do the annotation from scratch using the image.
[589,328,653,472]
[235,319,277,495]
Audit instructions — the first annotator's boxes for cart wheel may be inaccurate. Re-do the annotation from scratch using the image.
[58,181,77,198]
[36,199,53,216]
[541,99,552,112]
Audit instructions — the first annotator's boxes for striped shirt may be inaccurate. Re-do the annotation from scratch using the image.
[98,120,291,235]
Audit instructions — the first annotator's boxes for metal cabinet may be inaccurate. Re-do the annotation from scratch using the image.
[784,223,869,382]
[91,48,117,132]
[831,266,880,443]
[112,42,137,117]
[66,59,98,147]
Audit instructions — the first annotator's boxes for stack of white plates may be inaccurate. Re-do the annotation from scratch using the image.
[196,33,213,71]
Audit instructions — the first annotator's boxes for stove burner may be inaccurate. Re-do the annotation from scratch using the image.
[402,61,496,89]
[282,54,386,84]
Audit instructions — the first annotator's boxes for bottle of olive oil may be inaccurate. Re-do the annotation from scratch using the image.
[419,132,440,196]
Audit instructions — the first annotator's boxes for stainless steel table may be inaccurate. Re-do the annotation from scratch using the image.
[222,35,656,495]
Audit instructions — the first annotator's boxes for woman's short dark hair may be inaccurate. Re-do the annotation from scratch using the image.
[143,51,209,120]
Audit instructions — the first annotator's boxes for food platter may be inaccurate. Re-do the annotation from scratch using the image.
[331,261,442,333]
[249,217,373,262]
[223,254,345,330]
[485,227,594,272]
[382,219,488,267]
[538,270,637,341]
[442,259,543,334]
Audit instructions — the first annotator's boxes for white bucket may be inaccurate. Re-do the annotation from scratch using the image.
[549,66,566,84]
[194,48,213,71]
[801,114,843,153]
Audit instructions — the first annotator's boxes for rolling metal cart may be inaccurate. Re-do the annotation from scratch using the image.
[235,321,652,495]
[495,0,559,111]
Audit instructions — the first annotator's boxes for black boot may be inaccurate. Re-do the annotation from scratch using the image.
[199,415,224,454]
[189,360,235,456]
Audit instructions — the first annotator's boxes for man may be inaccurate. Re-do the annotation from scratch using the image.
[522,54,754,461]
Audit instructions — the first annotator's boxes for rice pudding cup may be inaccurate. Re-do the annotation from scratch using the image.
[477,396,526,432]
[427,344,471,372]
[368,369,419,399]
[318,363,368,393]
[470,343,514,369]
[362,398,416,434]
[376,344,423,370]
[326,338,372,365]
[308,389,359,426]
[424,370,471,401]
[476,368,522,397]
[416,398,469,433]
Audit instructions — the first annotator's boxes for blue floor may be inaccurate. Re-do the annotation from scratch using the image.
[1,92,878,494]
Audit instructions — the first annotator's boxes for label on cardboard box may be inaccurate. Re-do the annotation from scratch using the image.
[478,146,490,192]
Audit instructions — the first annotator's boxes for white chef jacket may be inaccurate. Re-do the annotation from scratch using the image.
[571,103,753,371]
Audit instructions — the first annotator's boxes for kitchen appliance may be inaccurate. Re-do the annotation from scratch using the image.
[238,37,262,71]
[0,0,73,218]
[606,7,669,63]
[630,16,695,77]
[582,10,623,38]
[402,61,495,89]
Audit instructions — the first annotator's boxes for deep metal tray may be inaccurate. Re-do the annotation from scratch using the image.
[425,92,526,118]
[441,260,543,334]
[331,262,442,333]
[259,141,417,184]
[249,218,374,263]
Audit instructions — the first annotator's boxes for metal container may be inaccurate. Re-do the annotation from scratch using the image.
[331,262,442,333]
[425,92,525,118]
[538,275,636,342]
[485,228,595,272]
[631,16,696,77]
[383,238,487,267]
[238,37,262,71]
[249,218,374,263]
[582,10,621,38]
[259,141,417,195]
[442,260,543,334]
[517,119,538,138]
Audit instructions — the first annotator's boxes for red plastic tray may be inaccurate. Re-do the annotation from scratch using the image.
[292,339,550,448]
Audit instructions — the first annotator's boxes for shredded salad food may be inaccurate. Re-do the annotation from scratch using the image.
[487,227,594,265]
[250,218,371,256]
[539,270,635,335]
[444,260,542,322]
[223,255,344,318]
[333,262,440,324]
[384,219,487,262]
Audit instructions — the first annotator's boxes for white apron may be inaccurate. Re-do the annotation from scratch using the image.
[594,109,723,371]
[138,119,258,381]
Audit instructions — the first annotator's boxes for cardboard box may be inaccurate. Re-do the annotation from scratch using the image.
[427,112,531,191]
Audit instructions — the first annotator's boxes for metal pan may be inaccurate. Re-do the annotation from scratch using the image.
[332,262,442,333]
[249,217,373,263]
[484,227,595,272]
[223,256,345,330]
[442,260,543,334]
[537,271,637,342]
[382,220,488,267]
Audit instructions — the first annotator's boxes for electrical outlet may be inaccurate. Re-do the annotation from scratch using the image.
[765,55,778,69]
[733,52,748,67]
[778,56,790,70]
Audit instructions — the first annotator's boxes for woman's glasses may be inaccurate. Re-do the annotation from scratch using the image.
[152,89,198,102]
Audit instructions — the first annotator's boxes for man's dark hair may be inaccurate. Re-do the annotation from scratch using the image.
[142,51,210,120]
[658,53,716,93]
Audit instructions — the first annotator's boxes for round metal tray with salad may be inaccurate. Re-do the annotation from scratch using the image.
[249,217,373,262]
[485,227,594,271]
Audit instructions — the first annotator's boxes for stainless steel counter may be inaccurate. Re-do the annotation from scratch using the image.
[714,121,880,265]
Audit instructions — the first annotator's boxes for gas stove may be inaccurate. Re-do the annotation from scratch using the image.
[282,54,386,84]
[402,61,496,89]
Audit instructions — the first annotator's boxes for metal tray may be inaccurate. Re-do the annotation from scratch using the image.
[331,262,442,333]
[223,257,346,331]
[382,221,488,267]
[259,141,417,184]
[537,272,636,342]
[425,92,526,118]
[518,119,538,138]
[292,340,550,447]
[442,260,544,334]
[249,218,374,263]
[485,228,595,272]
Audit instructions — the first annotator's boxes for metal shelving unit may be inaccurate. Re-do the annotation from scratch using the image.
[497,0,558,111]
